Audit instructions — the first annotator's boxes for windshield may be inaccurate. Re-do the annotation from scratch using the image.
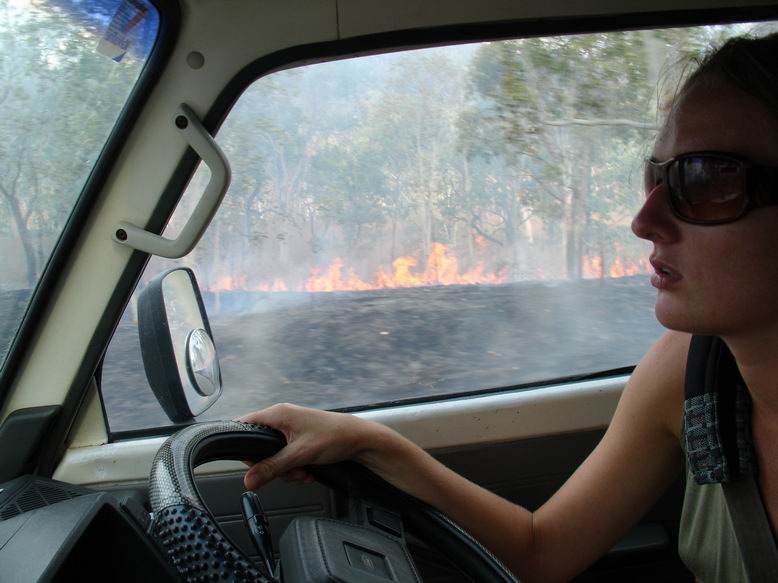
[0,0,159,369]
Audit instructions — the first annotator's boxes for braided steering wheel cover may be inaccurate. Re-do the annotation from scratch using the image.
[149,420,265,512]
[148,420,278,582]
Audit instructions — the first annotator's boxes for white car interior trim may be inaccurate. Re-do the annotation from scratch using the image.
[114,104,232,258]
[69,380,109,449]
[54,376,625,486]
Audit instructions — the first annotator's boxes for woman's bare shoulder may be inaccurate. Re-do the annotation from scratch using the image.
[624,329,691,442]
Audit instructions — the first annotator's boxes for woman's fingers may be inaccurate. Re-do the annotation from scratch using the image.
[238,403,369,489]
[245,448,297,490]
[238,403,293,433]
[245,451,315,489]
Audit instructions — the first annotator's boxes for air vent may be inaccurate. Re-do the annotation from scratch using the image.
[0,476,93,521]
[0,506,20,521]
[37,482,74,504]
[17,488,46,513]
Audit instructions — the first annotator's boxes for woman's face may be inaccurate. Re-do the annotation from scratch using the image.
[631,81,778,339]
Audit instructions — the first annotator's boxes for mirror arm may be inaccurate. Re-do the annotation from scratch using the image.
[113,103,231,258]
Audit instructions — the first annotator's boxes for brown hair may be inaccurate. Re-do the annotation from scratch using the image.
[680,31,778,114]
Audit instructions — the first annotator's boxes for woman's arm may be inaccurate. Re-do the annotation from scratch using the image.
[239,330,689,582]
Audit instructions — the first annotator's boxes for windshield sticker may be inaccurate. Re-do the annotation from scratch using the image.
[97,0,149,62]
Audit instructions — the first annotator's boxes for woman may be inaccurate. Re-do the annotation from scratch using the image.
[240,32,778,582]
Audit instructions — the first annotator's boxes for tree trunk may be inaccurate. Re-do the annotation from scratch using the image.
[390,214,397,262]
[568,147,593,280]
[1,190,38,287]
[421,199,433,259]
[210,219,224,313]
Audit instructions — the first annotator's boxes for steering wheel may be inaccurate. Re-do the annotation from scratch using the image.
[148,420,519,582]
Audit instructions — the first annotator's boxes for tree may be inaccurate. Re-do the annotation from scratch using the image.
[460,32,672,278]
[0,0,154,287]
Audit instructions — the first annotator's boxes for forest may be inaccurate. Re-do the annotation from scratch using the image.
[2,2,772,297]
[157,21,772,297]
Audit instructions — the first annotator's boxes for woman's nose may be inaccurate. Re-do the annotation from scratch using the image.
[631,182,678,242]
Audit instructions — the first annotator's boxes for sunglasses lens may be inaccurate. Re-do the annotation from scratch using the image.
[672,156,747,222]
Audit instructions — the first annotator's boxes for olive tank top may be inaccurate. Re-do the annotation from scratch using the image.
[678,468,749,582]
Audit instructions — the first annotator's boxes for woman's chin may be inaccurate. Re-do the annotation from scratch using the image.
[654,297,723,336]
[654,296,699,334]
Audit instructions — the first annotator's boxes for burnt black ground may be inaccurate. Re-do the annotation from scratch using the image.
[96,275,664,433]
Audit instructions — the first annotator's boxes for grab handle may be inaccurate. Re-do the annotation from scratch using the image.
[113,103,231,258]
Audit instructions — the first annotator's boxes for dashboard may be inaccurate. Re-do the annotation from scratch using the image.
[0,476,174,581]
[0,473,426,582]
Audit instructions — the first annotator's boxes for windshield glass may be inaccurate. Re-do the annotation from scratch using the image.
[0,0,159,368]
[102,21,777,434]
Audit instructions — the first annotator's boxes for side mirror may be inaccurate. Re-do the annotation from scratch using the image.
[138,267,222,423]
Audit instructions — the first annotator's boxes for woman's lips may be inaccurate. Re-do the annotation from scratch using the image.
[649,259,681,290]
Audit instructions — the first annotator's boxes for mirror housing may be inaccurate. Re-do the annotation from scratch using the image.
[138,268,222,422]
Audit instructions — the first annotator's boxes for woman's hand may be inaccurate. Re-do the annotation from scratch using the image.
[238,403,377,490]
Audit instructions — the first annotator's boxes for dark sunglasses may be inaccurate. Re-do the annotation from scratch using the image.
[644,151,778,225]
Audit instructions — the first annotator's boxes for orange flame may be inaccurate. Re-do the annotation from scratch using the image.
[306,258,374,292]
[216,275,247,291]
[583,254,650,279]
[307,243,505,292]
[210,243,506,293]
[258,278,289,292]
[582,256,603,279]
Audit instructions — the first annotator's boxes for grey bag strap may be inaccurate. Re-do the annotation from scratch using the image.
[722,474,778,582]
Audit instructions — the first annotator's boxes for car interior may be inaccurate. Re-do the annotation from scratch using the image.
[1,0,777,581]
